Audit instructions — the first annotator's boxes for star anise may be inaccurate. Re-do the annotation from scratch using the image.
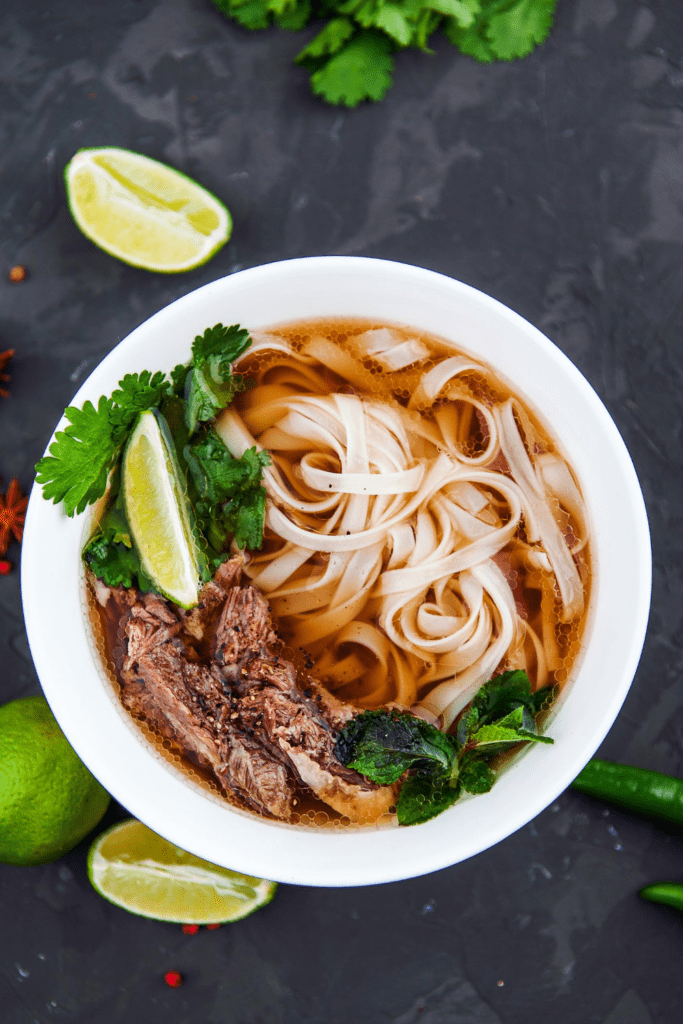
[0,350,15,399]
[0,476,28,556]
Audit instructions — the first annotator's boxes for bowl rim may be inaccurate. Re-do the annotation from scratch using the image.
[21,255,651,887]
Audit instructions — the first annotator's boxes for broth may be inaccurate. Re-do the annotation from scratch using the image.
[93,317,592,827]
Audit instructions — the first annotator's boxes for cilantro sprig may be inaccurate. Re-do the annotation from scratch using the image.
[37,324,270,592]
[212,0,559,107]
[36,372,170,517]
[334,670,556,825]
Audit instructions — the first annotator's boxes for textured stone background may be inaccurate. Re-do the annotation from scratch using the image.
[2,1,683,1021]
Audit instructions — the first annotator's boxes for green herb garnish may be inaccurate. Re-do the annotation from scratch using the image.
[37,323,269,593]
[212,0,559,107]
[334,670,556,825]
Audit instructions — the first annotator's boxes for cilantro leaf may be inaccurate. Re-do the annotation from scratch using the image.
[170,363,189,398]
[36,397,118,516]
[185,432,270,504]
[83,531,140,590]
[184,365,249,436]
[295,17,355,66]
[222,485,268,549]
[310,31,394,108]
[357,3,414,47]
[191,324,252,375]
[186,325,252,435]
[212,0,314,31]
[276,1,313,31]
[109,371,171,443]
[443,12,494,62]
[486,0,556,60]
[213,0,558,105]
[427,0,479,28]
[397,771,461,826]
[186,431,270,552]
[334,709,458,785]
[211,0,272,30]
[82,503,155,591]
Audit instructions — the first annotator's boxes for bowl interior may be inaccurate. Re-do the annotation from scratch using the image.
[21,256,651,886]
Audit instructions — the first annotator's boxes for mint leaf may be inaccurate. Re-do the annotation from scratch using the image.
[458,755,495,794]
[310,31,394,108]
[397,772,461,826]
[486,0,556,60]
[334,709,458,785]
[456,671,555,744]
[470,721,553,754]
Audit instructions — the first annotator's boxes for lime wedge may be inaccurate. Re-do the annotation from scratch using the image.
[88,819,277,923]
[122,410,201,608]
[65,147,231,273]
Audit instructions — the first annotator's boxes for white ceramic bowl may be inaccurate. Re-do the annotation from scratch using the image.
[22,257,651,887]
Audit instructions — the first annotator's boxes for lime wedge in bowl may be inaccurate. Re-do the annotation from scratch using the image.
[65,147,231,273]
[88,819,277,923]
[122,410,201,608]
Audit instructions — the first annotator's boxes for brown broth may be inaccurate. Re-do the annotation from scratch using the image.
[91,317,592,827]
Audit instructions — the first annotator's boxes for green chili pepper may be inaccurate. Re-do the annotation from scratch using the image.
[572,759,683,827]
[640,883,683,911]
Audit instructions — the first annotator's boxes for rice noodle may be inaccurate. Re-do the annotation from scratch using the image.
[216,323,590,732]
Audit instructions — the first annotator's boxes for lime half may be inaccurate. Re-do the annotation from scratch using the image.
[122,410,201,608]
[88,819,277,923]
[0,696,110,866]
[65,147,231,273]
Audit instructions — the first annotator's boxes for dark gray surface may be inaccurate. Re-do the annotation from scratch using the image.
[1,1,682,1021]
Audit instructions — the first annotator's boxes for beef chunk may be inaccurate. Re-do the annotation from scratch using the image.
[107,556,396,825]
[212,583,396,823]
[217,733,294,820]
[181,556,244,642]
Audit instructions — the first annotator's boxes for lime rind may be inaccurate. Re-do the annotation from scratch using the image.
[64,147,232,274]
[123,410,201,608]
[87,819,277,923]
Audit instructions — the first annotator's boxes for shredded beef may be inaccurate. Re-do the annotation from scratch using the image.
[104,555,395,823]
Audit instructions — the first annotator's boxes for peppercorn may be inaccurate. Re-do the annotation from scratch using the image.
[206,923,222,930]
[182,924,199,935]
[0,559,11,575]
[9,266,26,283]
[164,970,183,988]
